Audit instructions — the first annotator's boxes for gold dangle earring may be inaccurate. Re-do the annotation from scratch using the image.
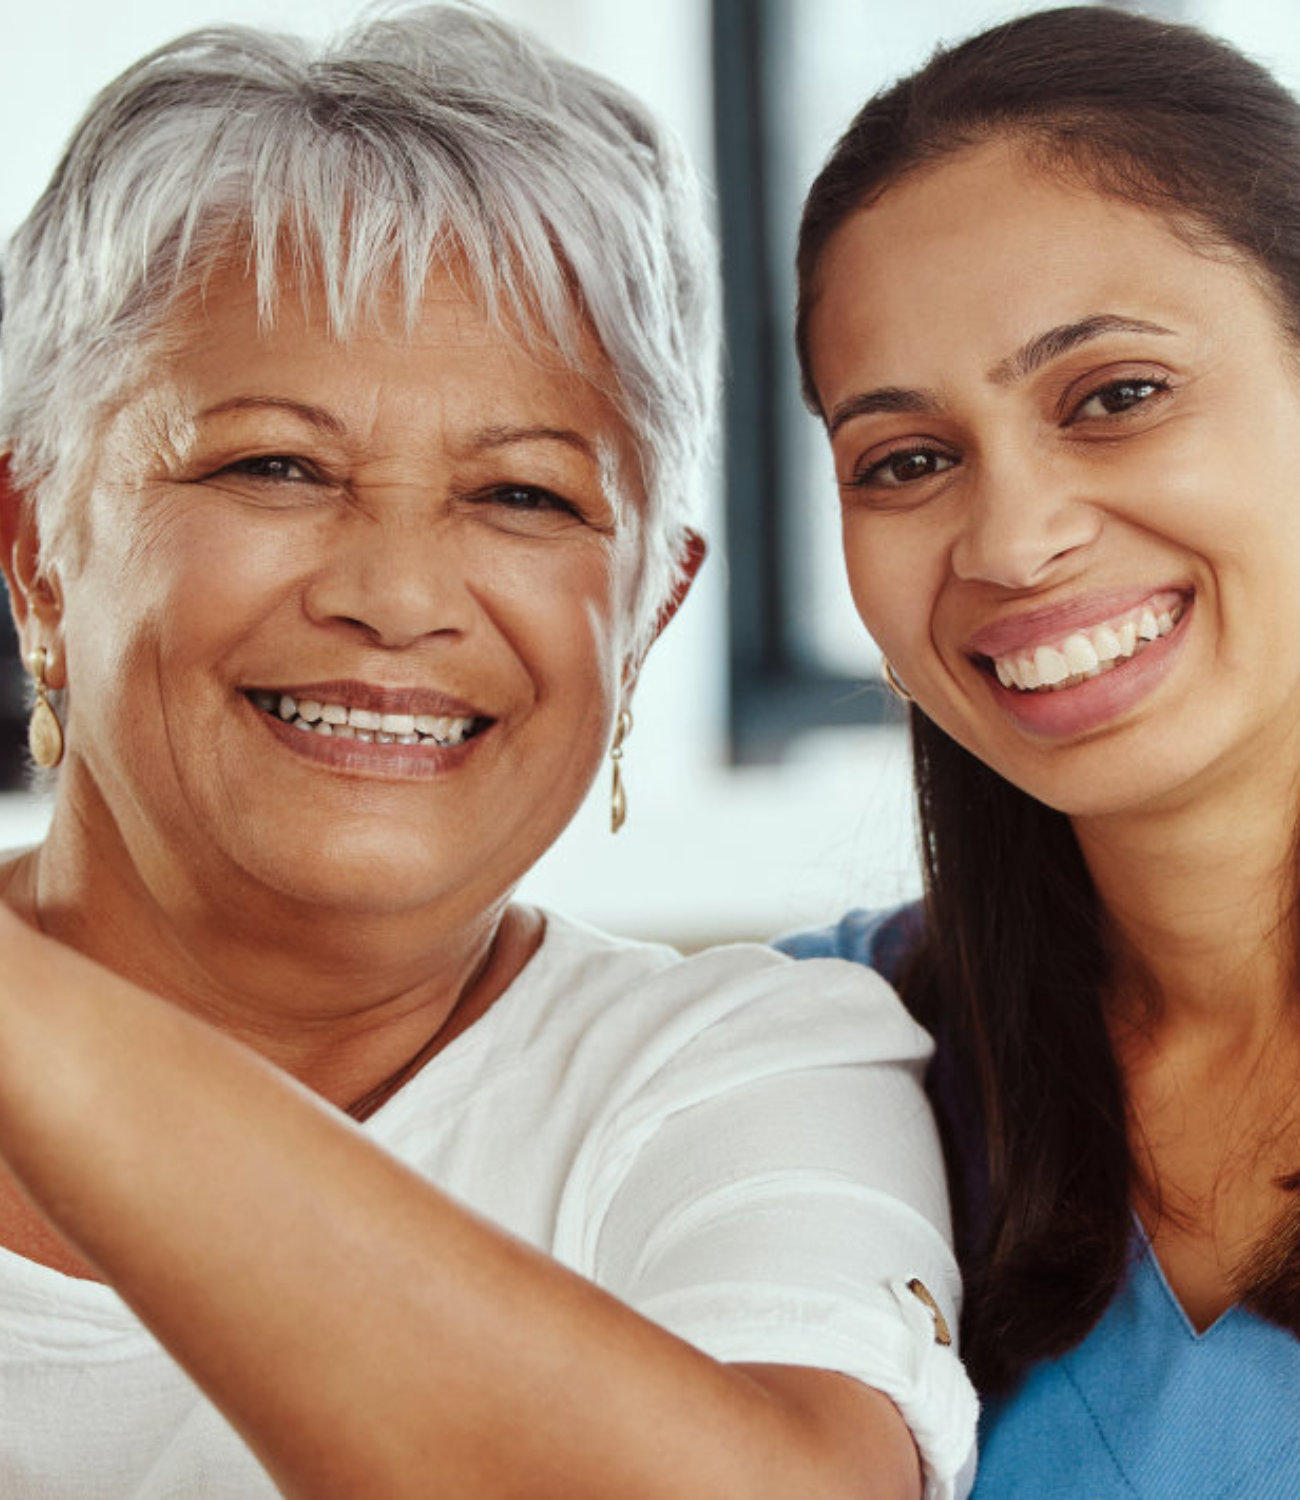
[609,707,633,833]
[27,647,64,769]
[881,658,914,705]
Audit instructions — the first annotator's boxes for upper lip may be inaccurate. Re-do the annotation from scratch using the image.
[964,586,1191,661]
[245,680,492,720]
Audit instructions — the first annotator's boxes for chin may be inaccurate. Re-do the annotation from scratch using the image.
[226,826,484,917]
[992,747,1214,826]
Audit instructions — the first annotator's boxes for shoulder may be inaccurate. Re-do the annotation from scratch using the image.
[534,908,934,1078]
[774,902,925,987]
[778,906,994,1264]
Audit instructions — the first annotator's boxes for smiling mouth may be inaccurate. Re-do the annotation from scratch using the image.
[977,596,1188,693]
[248,690,490,747]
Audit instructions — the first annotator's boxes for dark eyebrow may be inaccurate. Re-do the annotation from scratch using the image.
[986,314,1176,385]
[469,424,597,460]
[198,396,347,434]
[827,386,943,437]
[826,314,1177,436]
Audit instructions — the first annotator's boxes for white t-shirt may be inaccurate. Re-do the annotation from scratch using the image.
[0,912,977,1497]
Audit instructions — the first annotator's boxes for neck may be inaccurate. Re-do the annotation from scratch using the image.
[17,790,542,1113]
[1074,772,1297,1040]
[1074,769,1300,1318]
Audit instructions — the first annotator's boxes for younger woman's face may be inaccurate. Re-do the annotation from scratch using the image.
[806,140,1300,826]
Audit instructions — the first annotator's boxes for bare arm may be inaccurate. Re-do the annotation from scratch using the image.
[0,907,924,1500]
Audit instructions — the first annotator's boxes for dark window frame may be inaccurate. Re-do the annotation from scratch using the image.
[711,0,897,766]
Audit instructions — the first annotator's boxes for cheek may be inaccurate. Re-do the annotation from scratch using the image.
[522,568,626,725]
[1131,384,1300,535]
[57,492,170,685]
[841,513,941,660]
[156,508,310,633]
[65,492,310,696]
[465,529,631,681]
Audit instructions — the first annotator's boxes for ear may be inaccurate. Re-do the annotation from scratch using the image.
[622,528,707,695]
[655,528,707,639]
[0,454,65,683]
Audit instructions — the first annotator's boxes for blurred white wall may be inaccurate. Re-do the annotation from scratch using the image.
[10,0,1296,943]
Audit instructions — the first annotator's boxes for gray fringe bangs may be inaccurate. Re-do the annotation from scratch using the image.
[0,4,719,654]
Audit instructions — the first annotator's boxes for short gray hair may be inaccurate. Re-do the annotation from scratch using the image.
[0,2,719,656]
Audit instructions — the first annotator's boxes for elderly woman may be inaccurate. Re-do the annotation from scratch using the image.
[787,6,1300,1496]
[0,6,975,1498]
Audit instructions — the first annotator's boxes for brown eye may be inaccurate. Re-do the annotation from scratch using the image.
[219,455,315,482]
[484,484,578,516]
[887,451,949,484]
[855,447,957,490]
[1074,377,1167,420]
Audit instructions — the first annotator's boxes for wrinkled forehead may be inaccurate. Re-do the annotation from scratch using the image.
[150,221,598,377]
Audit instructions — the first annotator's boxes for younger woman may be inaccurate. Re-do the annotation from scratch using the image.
[789,7,1300,1494]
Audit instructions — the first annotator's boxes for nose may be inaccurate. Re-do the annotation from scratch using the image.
[950,453,1101,590]
[304,512,474,649]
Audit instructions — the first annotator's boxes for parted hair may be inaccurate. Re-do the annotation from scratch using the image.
[795,5,1300,1392]
[0,2,719,656]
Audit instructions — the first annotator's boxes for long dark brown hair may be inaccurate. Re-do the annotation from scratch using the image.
[794,5,1300,1393]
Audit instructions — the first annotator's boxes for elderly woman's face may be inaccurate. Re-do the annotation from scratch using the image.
[47,262,643,915]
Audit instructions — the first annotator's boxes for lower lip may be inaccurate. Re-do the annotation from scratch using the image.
[250,699,488,779]
[980,603,1192,739]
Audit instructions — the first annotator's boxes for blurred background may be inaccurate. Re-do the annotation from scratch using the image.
[1,0,1295,945]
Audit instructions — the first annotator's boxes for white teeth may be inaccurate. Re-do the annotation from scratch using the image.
[1034,645,1070,686]
[1093,625,1123,662]
[1061,633,1100,675]
[990,599,1185,694]
[256,690,479,747]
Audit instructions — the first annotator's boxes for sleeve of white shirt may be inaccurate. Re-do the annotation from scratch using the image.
[566,948,978,1500]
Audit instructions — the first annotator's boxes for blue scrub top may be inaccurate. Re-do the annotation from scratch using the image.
[976,1227,1300,1498]
[779,909,1300,1498]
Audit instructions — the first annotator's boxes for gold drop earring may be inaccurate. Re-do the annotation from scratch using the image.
[27,647,65,769]
[609,707,633,833]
